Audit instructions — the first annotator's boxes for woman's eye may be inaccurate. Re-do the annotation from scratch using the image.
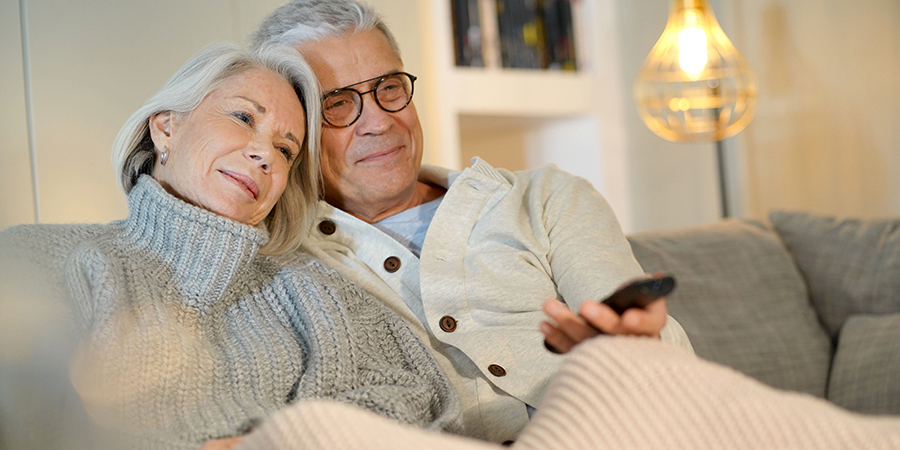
[233,111,253,125]
[279,147,294,160]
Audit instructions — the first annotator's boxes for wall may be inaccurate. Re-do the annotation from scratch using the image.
[0,0,34,230]
[0,0,288,229]
[613,0,900,230]
[732,0,900,220]
[2,0,898,233]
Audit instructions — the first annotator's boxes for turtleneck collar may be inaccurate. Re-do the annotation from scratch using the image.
[121,175,269,307]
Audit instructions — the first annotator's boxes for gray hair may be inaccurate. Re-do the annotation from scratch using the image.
[250,0,402,62]
[111,42,321,255]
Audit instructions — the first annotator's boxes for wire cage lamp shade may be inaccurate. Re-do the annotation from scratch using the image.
[634,0,757,143]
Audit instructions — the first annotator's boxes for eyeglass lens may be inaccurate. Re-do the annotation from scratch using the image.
[322,72,415,127]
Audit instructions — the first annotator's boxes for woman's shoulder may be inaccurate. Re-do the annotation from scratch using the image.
[0,223,115,266]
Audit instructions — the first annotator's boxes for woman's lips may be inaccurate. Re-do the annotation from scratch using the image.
[219,170,259,199]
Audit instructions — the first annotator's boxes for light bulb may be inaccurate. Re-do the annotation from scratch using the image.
[634,0,757,142]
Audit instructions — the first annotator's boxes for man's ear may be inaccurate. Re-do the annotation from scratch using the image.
[148,111,175,152]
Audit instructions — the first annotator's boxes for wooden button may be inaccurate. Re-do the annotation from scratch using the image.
[488,364,507,377]
[383,256,401,273]
[439,316,457,332]
[317,220,336,235]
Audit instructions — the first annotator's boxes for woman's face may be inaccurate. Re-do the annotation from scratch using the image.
[150,68,306,226]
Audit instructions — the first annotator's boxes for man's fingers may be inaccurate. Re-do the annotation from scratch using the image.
[543,300,600,343]
[579,300,620,333]
[540,321,575,353]
[618,298,668,337]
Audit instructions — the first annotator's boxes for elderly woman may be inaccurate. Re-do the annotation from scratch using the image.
[0,43,459,449]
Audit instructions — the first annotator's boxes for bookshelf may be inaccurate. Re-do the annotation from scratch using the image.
[408,0,633,226]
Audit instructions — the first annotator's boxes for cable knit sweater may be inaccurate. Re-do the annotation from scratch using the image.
[0,176,461,449]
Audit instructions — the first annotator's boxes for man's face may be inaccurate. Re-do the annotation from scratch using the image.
[297,29,424,220]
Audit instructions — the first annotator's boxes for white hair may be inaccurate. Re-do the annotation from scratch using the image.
[111,42,321,255]
[250,0,402,62]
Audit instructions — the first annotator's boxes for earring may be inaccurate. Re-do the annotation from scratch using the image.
[159,146,169,166]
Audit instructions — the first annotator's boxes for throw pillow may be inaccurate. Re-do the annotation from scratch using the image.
[628,220,832,397]
[828,313,900,414]
[769,211,900,338]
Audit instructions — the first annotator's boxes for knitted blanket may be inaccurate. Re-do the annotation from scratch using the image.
[237,337,900,450]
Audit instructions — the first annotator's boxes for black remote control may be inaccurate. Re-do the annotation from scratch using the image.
[601,275,676,315]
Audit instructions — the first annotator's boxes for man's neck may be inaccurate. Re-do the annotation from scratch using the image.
[332,181,446,224]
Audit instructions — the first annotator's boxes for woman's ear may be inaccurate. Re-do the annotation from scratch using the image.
[148,111,175,152]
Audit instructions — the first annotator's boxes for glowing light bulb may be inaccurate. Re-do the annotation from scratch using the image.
[678,27,707,75]
[634,0,757,142]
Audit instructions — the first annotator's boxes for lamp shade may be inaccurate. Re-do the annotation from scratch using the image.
[634,0,756,142]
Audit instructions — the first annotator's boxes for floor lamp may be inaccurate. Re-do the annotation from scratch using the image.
[634,0,757,218]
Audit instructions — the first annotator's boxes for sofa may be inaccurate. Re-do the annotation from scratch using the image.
[626,210,900,414]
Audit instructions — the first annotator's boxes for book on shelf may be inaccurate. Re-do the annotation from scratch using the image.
[451,0,484,67]
[541,0,578,71]
[451,0,577,71]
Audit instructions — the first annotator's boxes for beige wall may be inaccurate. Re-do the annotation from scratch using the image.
[733,0,900,220]
[1,0,286,228]
[614,0,900,229]
[2,0,898,232]
[0,0,34,230]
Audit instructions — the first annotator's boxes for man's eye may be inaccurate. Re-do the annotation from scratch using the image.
[325,99,348,110]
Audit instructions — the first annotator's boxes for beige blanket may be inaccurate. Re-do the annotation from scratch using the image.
[238,337,900,449]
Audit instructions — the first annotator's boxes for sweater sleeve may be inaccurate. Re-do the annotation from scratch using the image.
[286,258,463,434]
[528,167,692,351]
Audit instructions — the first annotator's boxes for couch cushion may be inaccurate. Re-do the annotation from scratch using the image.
[628,220,832,397]
[828,313,900,414]
[769,211,900,338]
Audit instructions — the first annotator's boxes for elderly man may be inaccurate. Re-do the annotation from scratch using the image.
[251,1,691,443]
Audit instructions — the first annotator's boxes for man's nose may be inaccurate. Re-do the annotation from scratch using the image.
[354,91,393,135]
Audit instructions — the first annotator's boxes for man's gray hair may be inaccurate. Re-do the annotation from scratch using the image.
[111,42,321,255]
[250,0,402,62]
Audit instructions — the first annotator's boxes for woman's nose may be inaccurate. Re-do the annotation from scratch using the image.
[246,142,273,172]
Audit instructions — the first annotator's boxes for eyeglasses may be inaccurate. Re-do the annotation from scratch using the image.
[321,72,417,127]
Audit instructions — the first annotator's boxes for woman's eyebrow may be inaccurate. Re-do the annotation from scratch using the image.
[236,96,266,113]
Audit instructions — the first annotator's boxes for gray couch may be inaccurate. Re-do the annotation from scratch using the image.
[626,211,900,415]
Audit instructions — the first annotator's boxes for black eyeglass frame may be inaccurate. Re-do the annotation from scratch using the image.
[321,72,417,128]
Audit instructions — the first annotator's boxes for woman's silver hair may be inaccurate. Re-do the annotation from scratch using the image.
[111,42,321,255]
[250,0,402,62]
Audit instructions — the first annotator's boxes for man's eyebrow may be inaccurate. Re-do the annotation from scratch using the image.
[236,96,266,114]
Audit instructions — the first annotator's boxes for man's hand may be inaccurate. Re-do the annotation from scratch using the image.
[540,287,668,354]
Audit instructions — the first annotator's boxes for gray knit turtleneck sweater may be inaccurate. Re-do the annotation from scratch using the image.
[0,175,461,449]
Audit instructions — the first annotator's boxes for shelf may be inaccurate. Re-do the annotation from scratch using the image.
[448,66,596,118]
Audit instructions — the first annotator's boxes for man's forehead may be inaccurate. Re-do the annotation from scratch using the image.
[295,29,402,91]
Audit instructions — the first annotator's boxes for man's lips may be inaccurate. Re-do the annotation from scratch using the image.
[219,170,259,199]
[356,146,402,164]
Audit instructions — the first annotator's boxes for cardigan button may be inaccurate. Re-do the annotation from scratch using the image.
[318,220,336,235]
[439,316,457,332]
[383,256,401,273]
[488,364,507,377]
